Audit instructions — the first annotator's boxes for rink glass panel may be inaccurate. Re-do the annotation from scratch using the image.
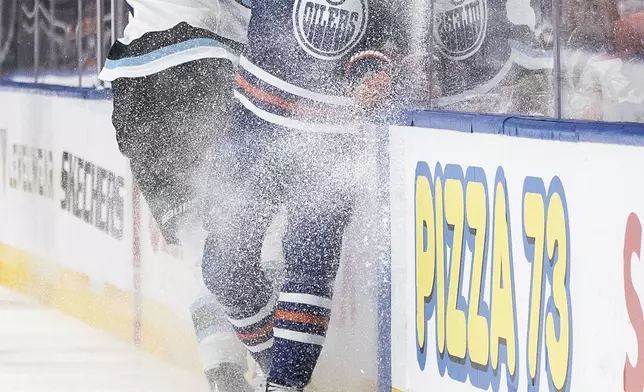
[0,0,124,87]
[404,0,556,117]
[559,0,644,123]
[406,0,644,123]
[1,0,643,123]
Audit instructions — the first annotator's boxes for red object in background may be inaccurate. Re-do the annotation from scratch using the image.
[81,17,97,36]
[624,213,644,392]
[614,11,644,56]
[149,214,169,254]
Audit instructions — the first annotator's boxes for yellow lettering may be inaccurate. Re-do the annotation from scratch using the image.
[466,181,489,367]
[524,191,546,382]
[545,192,570,389]
[490,181,517,378]
[445,178,467,360]
[435,176,447,355]
[415,175,435,353]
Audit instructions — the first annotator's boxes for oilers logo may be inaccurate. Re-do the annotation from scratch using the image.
[433,0,488,61]
[293,0,368,60]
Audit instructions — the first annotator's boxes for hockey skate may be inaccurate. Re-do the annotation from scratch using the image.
[264,382,304,392]
[252,366,267,392]
[205,363,253,392]
[253,369,305,392]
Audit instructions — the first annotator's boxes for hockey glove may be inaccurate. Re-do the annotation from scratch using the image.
[346,50,393,109]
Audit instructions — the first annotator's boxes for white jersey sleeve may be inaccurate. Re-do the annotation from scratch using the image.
[121,0,250,46]
[99,0,250,81]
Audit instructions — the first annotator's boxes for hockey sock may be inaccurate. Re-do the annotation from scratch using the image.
[227,294,277,373]
[268,291,332,388]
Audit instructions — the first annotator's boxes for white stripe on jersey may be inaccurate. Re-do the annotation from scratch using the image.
[234,91,357,134]
[239,56,353,107]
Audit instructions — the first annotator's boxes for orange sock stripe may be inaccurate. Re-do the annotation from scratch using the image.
[274,309,329,328]
[236,322,274,341]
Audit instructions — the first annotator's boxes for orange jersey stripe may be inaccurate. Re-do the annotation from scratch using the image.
[235,72,333,117]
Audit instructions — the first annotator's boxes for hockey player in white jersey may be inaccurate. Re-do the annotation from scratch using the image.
[98,1,256,391]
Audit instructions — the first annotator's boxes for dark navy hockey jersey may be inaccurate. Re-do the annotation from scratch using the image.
[234,0,408,128]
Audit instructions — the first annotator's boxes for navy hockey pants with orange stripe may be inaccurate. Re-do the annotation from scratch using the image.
[201,104,359,389]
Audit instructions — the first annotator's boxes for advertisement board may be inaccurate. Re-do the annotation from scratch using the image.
[390,124,644,391]
[6,84,644,392]
[0,88,135,339]
[0,86,383,391]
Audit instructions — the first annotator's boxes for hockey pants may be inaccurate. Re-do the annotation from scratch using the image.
[201,105,360,389]
[110,58,249,372]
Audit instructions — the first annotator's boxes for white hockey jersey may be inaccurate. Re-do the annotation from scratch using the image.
[99,0,250,81]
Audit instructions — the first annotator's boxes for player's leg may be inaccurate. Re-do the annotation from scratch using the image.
[266,132,357,391]
[201,107,283,376]
[110,58,252,392]
[186,231,251,392]
[196,210,287,392]
[191,290,251,390]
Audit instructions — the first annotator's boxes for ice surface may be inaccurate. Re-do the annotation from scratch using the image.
[0,286,208,392]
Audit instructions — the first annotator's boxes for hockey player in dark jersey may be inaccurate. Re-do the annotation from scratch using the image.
[199,0,406,390]
[98,1,258,391]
